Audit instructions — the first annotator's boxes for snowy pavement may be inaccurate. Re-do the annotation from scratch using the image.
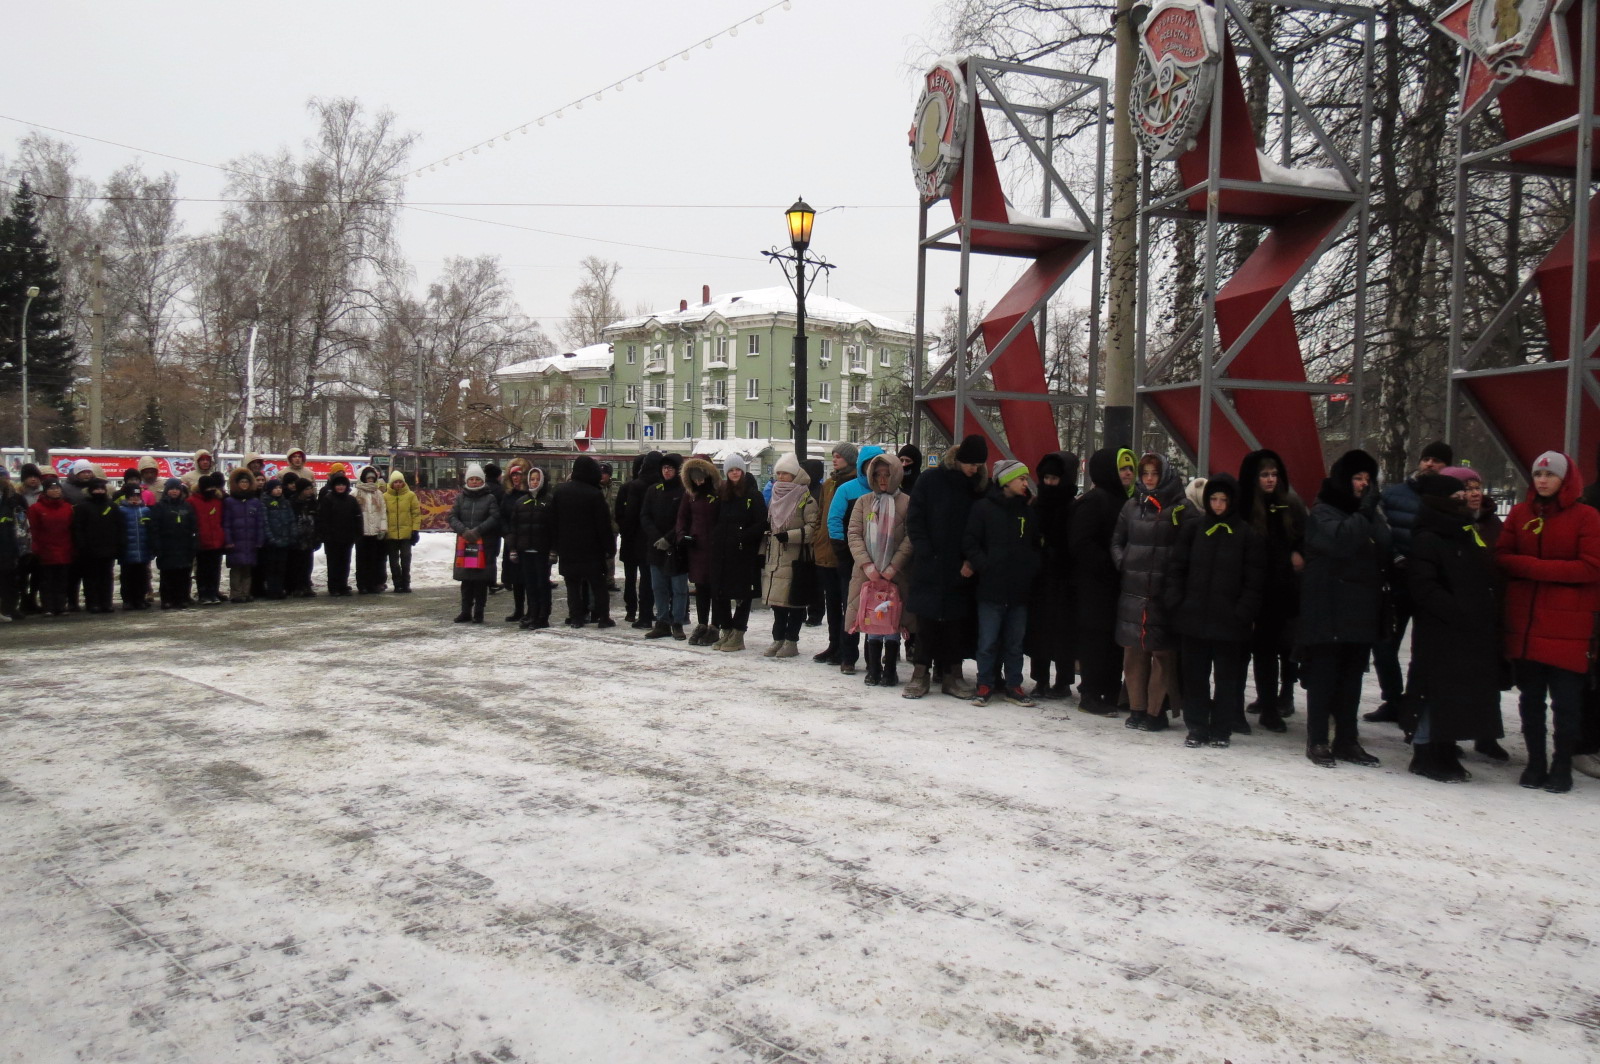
[3,540,1599,1063]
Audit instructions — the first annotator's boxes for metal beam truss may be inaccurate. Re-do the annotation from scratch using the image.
[1136,0,1376,484]
[1445,0,1600,481]
[913,59,1108,466]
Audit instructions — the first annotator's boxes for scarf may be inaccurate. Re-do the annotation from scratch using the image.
[863,490,898,570]
[768,480,807,533]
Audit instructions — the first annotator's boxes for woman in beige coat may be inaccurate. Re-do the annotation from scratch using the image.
[761,453,819,658]
[846,453,914,687]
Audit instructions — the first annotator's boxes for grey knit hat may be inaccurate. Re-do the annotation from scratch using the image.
[723,452,749,475]
[832,442,859,468]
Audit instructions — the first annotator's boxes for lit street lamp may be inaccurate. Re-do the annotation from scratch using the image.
[19,284,40,453]
[762,198,833,459]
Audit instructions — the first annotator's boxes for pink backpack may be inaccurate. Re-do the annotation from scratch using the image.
[854,581,902,636]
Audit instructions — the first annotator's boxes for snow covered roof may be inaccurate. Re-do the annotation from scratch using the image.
[687,437,779,463]
[606,287,911,337]
[497,342,614,379]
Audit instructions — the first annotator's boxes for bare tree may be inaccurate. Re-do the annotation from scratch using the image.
[563,256,624,348]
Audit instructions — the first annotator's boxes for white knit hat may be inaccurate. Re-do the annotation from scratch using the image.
[464,462,486,483]
[1532,451,1570,481]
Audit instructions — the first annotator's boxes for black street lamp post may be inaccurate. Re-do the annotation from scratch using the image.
[763,198,833,460]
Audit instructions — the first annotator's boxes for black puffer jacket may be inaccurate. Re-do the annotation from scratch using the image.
[963,485,1042,606]
[640,454,686,570]
[1297,449,1392,648]
[72,486,124,561]
[1027,451,1079,661]
[505,471,553,554]
[710,476,768,600]
[905,444,989,620]
[1165,473,1266,643]
[1111,453,1195,651]
[316,480,363,546]
[1408,494,1503,743]
[1237,448,1307,624]
[617,451,663,563]
[548,456,612,578]
[1069,449,1125,634]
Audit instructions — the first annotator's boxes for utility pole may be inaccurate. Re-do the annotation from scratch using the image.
[1103,0,1139,451]
[413,339,424,447]
[89,248,105,448]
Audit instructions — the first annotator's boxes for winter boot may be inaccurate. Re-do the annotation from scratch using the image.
[1473,739,1511,762]
[762,640,784,657]
[1520,732,1549,789]
[1232,707,1252,736]
[902,664,931,699]
[1331,741,1380,766]
[940,664,976,700]
[645,622,673,639]
[631,616,652,630]
[505,585,525,622]
[1363,701,1402,724]
[775,640,800,658]
[1306,744,1336,768]
[812,645,840,665]
[1277,684,1296,718]
[1546,741,1574,793]
[671,624,687,641]
[719,630,746,652]
[863,641,883,686]
[711,627,732,650]
[881,642,900,687]
[1257,705,1288,733]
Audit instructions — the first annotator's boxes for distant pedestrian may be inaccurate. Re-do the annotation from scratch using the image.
[846,453,913,687]
[259,478,295,600]
[676,457,721,644]
[28,478,75,615]
[151,479,198,609]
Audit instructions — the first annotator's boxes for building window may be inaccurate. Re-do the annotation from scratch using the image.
[819,381,832,403]
[848,345,864,370]
[684,381,695,402]
[879,346,892,367]
[651,382,666,405]
[747,333,760,355]
[713,378,728,401]
[713,420,727,440]
[745,378,760,400]
[626,344,637,364]
[575,386,586,404]
[598,385,610,404]
[819,339,832,363]
[683,421,694,439]
[682,342,692,361]
[625,384,638,404]
[550,419,565,439]
[850,383,865,403]
[626,421,638,440]
[746,420,760,438]
[817,423,831,442]
[718,336,731,359]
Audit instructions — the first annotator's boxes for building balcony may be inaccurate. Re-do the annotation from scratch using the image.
[706,359,729,372]
[645,360,667,375]
[847,403,869,416]
[703,400,728,413]
[644,404,666,416]
[846,363,869,376]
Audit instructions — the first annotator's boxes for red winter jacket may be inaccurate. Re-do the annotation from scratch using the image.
[27,494,76,565]
[189,493,227,551]
[1496,452,1600,674]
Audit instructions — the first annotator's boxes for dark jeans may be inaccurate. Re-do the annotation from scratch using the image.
[819,562,844,652]
[258,546,286,597]
[1514,659,1585,750]
[566,571,610,623]
[1182,635,1246,739]
[519,551,552,623]
[158,566,190,606]
[194,549,224,601]
[713,597,752,631]
[832,551,859,665]
[386,540,412,590]
[693,584,712,626]
[650,565,688,625]
[771,605,805,642]
[324,542,353,593]
[976,601,1027,689]
[1077,628,1123,702]
[81,558,115,612]
[1302,642,1371,748]
[911,615,967,675]
[286,548,314,593]
[355,536,387,591]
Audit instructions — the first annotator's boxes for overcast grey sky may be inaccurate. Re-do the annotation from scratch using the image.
[1,0,980,338]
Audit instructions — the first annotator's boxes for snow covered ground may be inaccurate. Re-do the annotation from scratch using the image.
[3,537,1599,1063]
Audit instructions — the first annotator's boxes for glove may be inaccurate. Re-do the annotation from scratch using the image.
[774,530,789,546]
[680,534,695,547]
[410,531,419,545]
[653,537,671,552]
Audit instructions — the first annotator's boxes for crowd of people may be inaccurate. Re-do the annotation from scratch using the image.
[5,435,1599,791]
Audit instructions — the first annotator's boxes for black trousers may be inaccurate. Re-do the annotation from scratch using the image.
[818,563,844,652]
[0,565,16,618]
[1371,591,1413,704]
[458,581,488,618]
[1077,627,1123,702]
[1246,616,1300,705]
[713,597,752,631]
[324,542,353,593]
[771,605,805,642]
[66,557,83,610]
[832,550,860,665]
[285,548,314,592]
[1302,642,1370,748]
[693,584,713,626]
[38,564,69,613]
[258,546,287,597]
[81,557,115,612]
[910,615,966,674]
[194,549,224,601]
[622,543,653,619]
[1181,635,1247,739]
[566,571,610,623]
[120,561,150,607]
[16,553,39,612]
[158,566,191,606]
[519,552,552,623]
[355,536,387,591]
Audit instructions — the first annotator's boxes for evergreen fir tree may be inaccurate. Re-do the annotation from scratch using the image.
[139,396,170,451]
[0,180,79,445]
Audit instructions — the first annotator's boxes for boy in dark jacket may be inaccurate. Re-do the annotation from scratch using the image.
[287,479,320,597]
[260,478,296,599]
[640,453,687,638]
[73,479,124,614]
[116,482,155,611]
[1166,474,1265,747]
[151,479,198,609]
[316,473,362,596]
[1069,449,1128,715]
[964,460,1043,707]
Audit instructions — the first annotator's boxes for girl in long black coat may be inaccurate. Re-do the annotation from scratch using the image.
[1166,474,1265,746]
[548,455,615,627]
[1406,474,1505,782]
[506,467,554,629]
[709,457,768,650]
[1068,449,1127,714]
[1237,448,1307,730]
[1026,451,1079,699]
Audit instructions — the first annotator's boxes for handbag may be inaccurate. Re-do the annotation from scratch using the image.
[788,540,817,603]
[455,535,486,570]
[854,579,902,636]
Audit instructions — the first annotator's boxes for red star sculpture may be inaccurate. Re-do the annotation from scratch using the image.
[1436,0,1574,119]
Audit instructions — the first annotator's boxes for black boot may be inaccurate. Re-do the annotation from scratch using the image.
[1520,732,1549,789]
[454,586,473,623]
[506,584,525,622]
[1546,741,1574,793]
[881,642,900,687]
[863,640,883,686]
[472,586,486,623]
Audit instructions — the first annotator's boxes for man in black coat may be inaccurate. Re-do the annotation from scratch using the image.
[639,453,687,639]
[904,434,990,699]
[616,451,661,627]
[548,455,615,627]
[316,474,363,596]
[1068,449,1127,715]
[1027,451,1078,700]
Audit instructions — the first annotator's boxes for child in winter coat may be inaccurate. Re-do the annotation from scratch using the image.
[353,465,389,593]
[761,453,819,657]
[710,454,767,652]
[847,453,914,688]
[151,479,198,609]
[117,483,155,610]
[963,460,1043,707]
[1111,452,1195,730]
[222,468,266,602]
[384,470,422,593]
[1166,474,1265,747]
[259,478,296,599]
[506,467,553,629]
[189,473,227,604]
[285,477,320,596]
[0,473,30,621]
[675,457,722,645]
[27,478,75,615]
[448,462,501,623]
[316,473,363,596]
[72,478,124,614]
